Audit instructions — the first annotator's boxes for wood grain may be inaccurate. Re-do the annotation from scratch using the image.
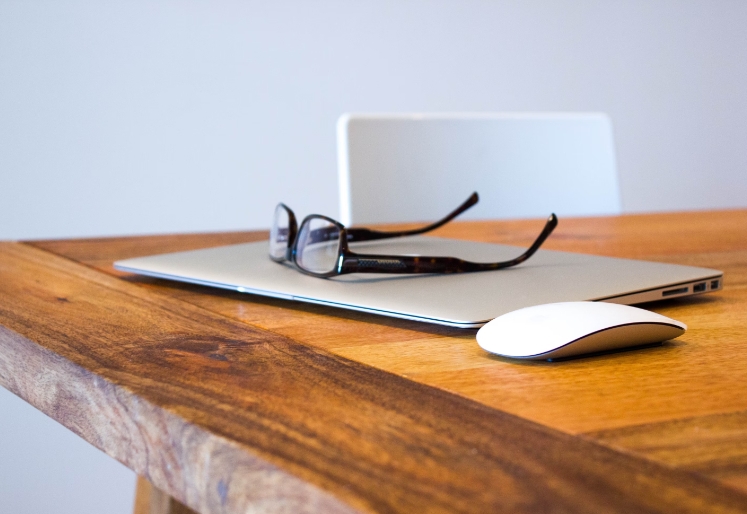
[8,210,747,512]
[31,230,264,276]
[33,212,747,434]
[0,244,353,514]
[3,239,747,512]
[587,410,747,495]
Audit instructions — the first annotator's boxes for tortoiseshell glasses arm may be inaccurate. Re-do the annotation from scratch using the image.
[338,214,558,274]
[344,192,479,242]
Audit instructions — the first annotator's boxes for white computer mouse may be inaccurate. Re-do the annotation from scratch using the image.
[476,301,686,360]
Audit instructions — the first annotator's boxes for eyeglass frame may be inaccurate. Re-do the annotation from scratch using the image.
[270,192,481,263]
[270,192,558,278]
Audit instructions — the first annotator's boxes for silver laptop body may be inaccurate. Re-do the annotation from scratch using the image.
[114,237,722,329]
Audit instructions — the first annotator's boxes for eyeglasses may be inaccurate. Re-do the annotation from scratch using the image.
[269,192,558,278]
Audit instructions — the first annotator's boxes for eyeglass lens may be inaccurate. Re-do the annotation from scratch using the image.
[269,204,291,260]
[296,217,342,274]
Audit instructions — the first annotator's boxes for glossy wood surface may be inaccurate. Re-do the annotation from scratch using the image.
[2,210,747,512]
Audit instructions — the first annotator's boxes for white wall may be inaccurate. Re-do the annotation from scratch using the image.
[1,2,746,513]
[0,386,136,514]
[1,1,746,241]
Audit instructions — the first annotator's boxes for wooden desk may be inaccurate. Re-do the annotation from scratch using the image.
[1,210,747,513]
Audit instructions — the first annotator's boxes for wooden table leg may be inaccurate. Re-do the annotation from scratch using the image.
[133,476,198,514]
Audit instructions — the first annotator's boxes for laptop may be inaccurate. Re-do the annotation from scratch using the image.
[114,236,722,329]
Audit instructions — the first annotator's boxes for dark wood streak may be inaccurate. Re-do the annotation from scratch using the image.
[586,410,747,493]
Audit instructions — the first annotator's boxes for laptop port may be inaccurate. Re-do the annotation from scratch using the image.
[693,282,706,293]
[711,279,720,289]
[662,286,689,297]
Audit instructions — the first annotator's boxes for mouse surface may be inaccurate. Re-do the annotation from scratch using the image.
[476,302,686,360]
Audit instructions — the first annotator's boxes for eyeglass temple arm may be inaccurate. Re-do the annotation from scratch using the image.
[344,192,479,242]
[340,214,558,274]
